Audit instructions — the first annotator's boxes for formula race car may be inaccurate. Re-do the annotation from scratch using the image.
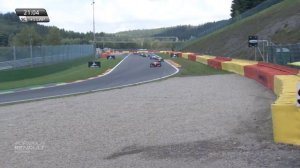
[139,53,147,57]
[170,53,179,58]
[107,55,116,59]
[150,55,164,62]
[150,61,161,67]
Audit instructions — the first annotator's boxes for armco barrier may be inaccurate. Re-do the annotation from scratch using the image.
[196,55,216,65]
[207,56,232,70]
[221,59,258,76]
[188,54,196,61]
[244,62,298,90]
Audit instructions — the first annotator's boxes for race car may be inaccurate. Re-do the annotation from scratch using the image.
[139,53,147,57]
[170,53,178,58]
[107,55,116,59]
[150,55,164,62]
[150,61,161,67]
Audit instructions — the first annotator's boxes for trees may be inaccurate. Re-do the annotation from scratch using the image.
[12,26,41,46]
[0,31,9,46]
[231,0,267,18]
[45,27,61,45]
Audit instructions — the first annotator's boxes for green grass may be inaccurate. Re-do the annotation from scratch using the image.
[182,0,300,59]
[158,54,230,77]
[0,56,122,91]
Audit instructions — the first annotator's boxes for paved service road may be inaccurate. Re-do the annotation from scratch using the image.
[0,54,178,105]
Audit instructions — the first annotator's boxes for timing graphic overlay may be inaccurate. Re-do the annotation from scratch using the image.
[15,8,50,22]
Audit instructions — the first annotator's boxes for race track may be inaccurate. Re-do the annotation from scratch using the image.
[0,54,178,105]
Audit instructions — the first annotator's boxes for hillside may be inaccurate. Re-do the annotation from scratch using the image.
[182,0,300,60]
[115,20,229,41]
[115,28,165,37]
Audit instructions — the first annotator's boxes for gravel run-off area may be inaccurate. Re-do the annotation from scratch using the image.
[0,74,299,168]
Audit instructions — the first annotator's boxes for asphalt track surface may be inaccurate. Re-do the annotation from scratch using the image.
[0,54,178,105]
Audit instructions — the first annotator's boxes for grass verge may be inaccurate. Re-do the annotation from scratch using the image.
[0,56,123,91]
[158,54,230,77]
[182,0,300,58]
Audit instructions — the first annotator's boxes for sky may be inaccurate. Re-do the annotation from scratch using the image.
[0,0,232,33]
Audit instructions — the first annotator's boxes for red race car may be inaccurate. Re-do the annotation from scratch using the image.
[150,61,161,67]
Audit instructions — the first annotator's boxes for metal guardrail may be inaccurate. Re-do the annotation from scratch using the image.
[0,44,94,70]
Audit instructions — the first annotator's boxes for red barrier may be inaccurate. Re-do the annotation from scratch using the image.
[100,52,109,58]
[216,56,232,61]
[258,62,299,74]
[207,57,232,70]
[244,64,258,80]
[244,62,298,90]
[178,52,182,58]
[188,54,196,61]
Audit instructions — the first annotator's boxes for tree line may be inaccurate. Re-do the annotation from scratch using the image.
[0,12,110,47]
[230,0,267,17]
[0,0,269,48]
[152,0,268,40]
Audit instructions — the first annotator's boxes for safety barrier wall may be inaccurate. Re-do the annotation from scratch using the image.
[272,104,300,145]
[195,55,216,65]
[221,59,257,76]
[271,75,300,145]
[182,53,193,59]
[100,53,109,58]
[160,51,300,145]
[274,75,300,96]
[244,62,298,90]
[207,57,232,70]
[188,54,197,61]
[178,52,183,58]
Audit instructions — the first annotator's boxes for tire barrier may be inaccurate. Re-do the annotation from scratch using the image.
[221,59,257,76]
[160,51,300,145]
[207,56,232,70]
[195,55,216,65]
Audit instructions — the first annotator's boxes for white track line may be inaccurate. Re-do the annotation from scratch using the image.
[29,86,46,90]
[0,57,179,105]
[0,55,130,95]
[0,91,14,95]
